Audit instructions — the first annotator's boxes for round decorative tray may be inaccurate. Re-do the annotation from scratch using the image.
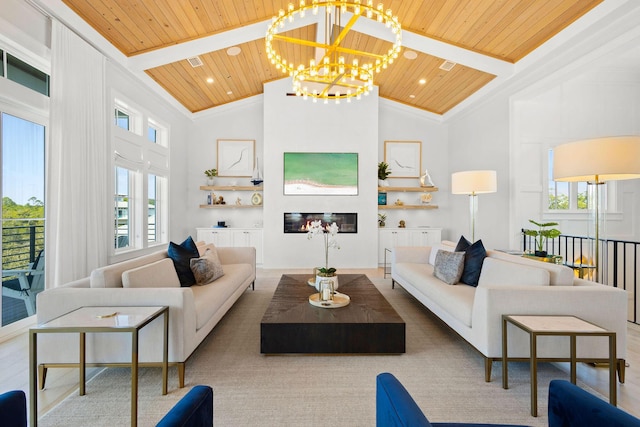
[308,292,350,309]
[307,278,316,287]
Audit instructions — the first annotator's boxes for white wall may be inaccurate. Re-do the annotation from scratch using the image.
[447,96,511,250]
[263,78,378,269]
[378,101,451,236]
[511,35,640,246]
[187,98,265,230]
[185,84,453,268]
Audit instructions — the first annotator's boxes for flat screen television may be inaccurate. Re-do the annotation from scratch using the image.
[283,152,358,195]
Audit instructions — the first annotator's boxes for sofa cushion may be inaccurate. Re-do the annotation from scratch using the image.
[485,249,574,285]
[395,262,475,326]
[454,236,487,287]
[428,243,453,265]
[90,250,168,288]
[121,258,181,288]
[197,243,216,256]
[191,263,253,330]
[190,248,224,285]
[478,257,550,287]
[168,236,199,287]
[433,250,465,285]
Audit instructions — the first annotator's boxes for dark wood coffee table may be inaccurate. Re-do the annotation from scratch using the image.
[260,274,405,354]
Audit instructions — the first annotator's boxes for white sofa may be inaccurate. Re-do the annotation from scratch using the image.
[391,241,628,382]
[35,243,255,388]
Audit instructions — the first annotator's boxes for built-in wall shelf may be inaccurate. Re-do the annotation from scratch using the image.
[199,204,262,209]
[378,186,438,192]
[200,185,263,191]
[199,185,263,208]
[378,205,438,210]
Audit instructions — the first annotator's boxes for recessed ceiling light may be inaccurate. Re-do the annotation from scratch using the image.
[227,91,233,95]
[403,50,418,60]
[419,78,426,85]
[227,46,241,56]
[206,77,214,84]
[409,94,416,99]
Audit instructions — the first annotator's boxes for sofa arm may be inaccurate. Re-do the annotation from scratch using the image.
[472,285,628,359]
[548,380,640,427]
[391,247,431,265]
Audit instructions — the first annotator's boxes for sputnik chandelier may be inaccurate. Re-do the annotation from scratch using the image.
[265,0,402,103]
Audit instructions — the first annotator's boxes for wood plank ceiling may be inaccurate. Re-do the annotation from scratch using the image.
[61,0,603,115]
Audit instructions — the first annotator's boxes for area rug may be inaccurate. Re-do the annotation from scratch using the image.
[39,276,590,426]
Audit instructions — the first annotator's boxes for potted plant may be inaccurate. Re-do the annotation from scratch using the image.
[307,220,340,290]
[378,162,391,186]
[378,213,386,228]
[204,168,217,185]
[523,220,561,257]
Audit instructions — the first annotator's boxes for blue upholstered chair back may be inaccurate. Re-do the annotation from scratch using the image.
[376,372,431,427]
[156,385,213,427]
[0,390,27,427]
[548,380,640,427]
[376,373,529,427]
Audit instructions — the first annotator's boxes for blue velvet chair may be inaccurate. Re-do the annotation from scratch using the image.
[156,385,213,427]
[0,390,27,427]
[376,373,529,427]
[548,380,640,427]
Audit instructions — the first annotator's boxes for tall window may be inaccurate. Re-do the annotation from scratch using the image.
[547,149,588,211]
[1,112,46,326]
[6,54,49,96]
[148,174,157,243]
[114,166,131,249]
[115,109,130,131]
[112,96,169,253]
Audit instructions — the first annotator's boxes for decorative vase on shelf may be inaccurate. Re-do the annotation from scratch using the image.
[207,177,215,186]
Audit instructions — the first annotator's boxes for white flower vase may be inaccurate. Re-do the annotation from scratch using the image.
[379,179,389,187]
[315,274,339,291]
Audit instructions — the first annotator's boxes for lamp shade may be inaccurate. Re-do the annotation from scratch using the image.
[553,136,640,182]
[451,170,497,195]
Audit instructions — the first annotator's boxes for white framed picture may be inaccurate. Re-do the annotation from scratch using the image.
[217,139,255,177]
[384,141,422,178]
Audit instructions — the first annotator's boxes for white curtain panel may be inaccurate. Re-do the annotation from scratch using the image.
[46,20,109,287]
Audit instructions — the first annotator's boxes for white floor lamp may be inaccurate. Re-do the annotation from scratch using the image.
[451,170,497,242]
[553,136,640,281]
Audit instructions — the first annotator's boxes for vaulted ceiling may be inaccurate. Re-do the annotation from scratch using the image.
[50,0,608,116]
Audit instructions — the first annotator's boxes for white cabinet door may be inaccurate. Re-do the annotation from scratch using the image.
[379,228,442,263]
[196,228,232,247]
[232,229,263,264]
[408,229,442,246]
[378,229,410,263]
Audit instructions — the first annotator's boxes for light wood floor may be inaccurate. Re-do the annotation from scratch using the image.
[1,267,638,422]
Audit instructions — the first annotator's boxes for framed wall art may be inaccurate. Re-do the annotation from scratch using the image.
[217,139,255,177]
[384,141,422,178]
[283,152,358,195]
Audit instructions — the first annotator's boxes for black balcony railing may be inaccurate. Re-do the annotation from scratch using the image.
[522,231,639,325]
[2,224,44,271]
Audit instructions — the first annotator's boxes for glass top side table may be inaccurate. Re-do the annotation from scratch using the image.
[501,314,616,417]
[29,306,169,427]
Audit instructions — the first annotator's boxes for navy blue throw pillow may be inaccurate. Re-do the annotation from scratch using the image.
[168,236,199,287]
[455,235,486,287]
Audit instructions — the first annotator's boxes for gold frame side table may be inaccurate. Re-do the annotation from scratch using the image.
[29,306,169,427]
[502,314,616,417]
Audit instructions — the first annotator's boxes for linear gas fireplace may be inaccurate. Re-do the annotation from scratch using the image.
[284,212,358,233]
